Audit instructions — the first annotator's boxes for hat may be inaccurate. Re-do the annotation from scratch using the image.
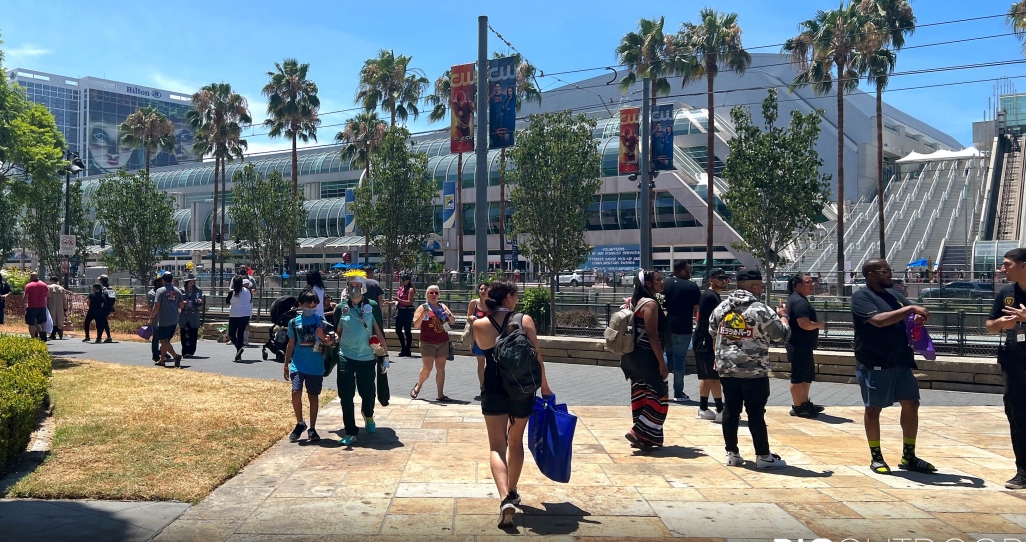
[183,273,196,283]
[161,271,173,280]
[709,268,728,279]
[736,268,762,282]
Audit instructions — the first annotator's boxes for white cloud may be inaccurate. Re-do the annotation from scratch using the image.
[4,44,48,64]
[150,72,203,94]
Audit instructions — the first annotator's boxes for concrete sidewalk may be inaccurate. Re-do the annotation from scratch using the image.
[0,499,190,541]
[154,397,1026,540]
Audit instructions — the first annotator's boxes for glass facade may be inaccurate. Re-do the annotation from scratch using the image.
[586,191,699,231]
[1002,93,1026,131]
[16,79,80,154]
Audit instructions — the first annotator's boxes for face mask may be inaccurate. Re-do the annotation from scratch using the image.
[347,286,363,299]
[302,308,317,317]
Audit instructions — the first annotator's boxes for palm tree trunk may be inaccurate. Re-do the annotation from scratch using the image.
[877,84,886,258]
[499,148,506,273]
[836,61,846,295]
[457,152,464,274]
[145,149,151,177]
[705,70,716,279]
[211,156,220,290]
[290,132,299,279]
[220,158,227,285]
[364,165,371,266]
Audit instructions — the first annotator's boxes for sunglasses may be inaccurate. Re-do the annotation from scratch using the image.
[428,291,439,295]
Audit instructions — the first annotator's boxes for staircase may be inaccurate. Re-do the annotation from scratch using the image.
[995,136,1025,240]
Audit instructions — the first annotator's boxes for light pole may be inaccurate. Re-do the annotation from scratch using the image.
[63,151,85,288]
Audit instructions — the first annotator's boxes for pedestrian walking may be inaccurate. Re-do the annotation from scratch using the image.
[467,282,491,387]
[620,270,670,450]
[83,284,105,342]
[471,279,551,528]
[0,272,11,326]
[852,258,936,475]
[148,277,165,361]
[709,268,790,469]
[227,275,253,362]
[23,272,49,342]
[662,261,700,403]
[98,275,115,343]
[148,272,184,368]
[410,285,456,402]
[180,273,203,358]
[694,268,727,422]
[392,274,416,357]
[333,271,388,446]
[284,288,331,443]
[786,273,826,418]
[46,276,70,340]
[306,270,328,319]
[984,247,1026,490]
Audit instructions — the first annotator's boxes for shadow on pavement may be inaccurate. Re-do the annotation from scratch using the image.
[634,445,706,459]
[740,464,835,478]
[810,413,855,424]
[0,499,189,542]
[890,470,986,488]
[519,503,599,536]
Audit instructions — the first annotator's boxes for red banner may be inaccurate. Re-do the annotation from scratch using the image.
[450,63,476,153]
[618,107,640,175]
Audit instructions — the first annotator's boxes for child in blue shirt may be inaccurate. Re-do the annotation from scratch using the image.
[284,288,333,443]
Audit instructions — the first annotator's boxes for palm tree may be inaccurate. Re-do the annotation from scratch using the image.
[356,50,429,127]
[783,4,868,293]
[263,58,321,196]
[673,9,751,279]
[335,111,387,265]
[118,106,175,176]
[856,0,914,258]
[1009,1,1026,53]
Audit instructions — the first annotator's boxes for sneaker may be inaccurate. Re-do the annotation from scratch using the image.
[792,403,818,419]
[94,339,102,344]
[340,435,357,446]
[898,456,937,473]
[288,422,308,443]
[82,338,92,343]
[672,397,687,404]
[676,393,691,402]
[756,453,787,469]
[103,338,113,343]
[726,451,744,466]
[696,408,716,420]
[365,416,376,434]
[235,348,243,362]
[808,401,825,413]
[497,501,516,528]
[714,410,724,424]
[307,428,320,442]
[870,459,892,475]
[505,488,521,505]
[1005,472,1026,490]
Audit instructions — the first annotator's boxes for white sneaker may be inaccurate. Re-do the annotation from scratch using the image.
[726,451,744,466]
[714,410,723,424]
[696,408,716,420]
[756,453,787,469]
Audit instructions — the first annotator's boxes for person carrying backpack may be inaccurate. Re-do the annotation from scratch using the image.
[471,279,551,529]
[619,269,670,451]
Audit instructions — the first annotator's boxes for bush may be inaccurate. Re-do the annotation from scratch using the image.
[556,309,599,329]
[519,287,550,334]
[1,268,31,295]
[0,335,52,467]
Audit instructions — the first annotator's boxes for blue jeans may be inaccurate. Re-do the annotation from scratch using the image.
[669,333,692,398]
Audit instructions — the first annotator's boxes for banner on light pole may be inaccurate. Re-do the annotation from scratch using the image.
[488,56,517,149]
[450,63,476,153]
[618,107,640,175]
[651,104,674,171]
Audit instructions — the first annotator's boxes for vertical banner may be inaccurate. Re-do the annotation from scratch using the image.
[651,104,674,171]
[442,181,457,229]
[344,188,356,233]
[618,107,640,175]
[488,56,517,149]
[450,63,476,153]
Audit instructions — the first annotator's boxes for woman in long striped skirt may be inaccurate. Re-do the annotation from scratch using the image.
[620,270,670,449]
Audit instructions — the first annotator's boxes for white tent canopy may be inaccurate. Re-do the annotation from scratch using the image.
[896,147,981,163]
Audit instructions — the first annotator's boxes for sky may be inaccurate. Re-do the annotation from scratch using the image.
[2,0,1024,151]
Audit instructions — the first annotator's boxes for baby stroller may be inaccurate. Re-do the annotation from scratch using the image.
[262,295,298,363]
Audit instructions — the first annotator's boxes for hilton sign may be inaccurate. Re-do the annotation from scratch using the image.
[124,85,162,99]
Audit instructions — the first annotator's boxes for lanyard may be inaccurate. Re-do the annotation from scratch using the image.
[347,299,371,335]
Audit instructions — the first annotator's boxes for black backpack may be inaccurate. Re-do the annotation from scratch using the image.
[490,312,541,401]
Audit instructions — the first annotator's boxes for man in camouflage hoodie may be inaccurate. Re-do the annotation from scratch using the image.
[708,268,790,469]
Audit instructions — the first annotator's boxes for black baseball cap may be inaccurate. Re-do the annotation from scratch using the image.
[708,268,728,279]
[736,268,762,282]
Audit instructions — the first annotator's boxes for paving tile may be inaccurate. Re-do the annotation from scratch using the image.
[387,498,455,515]
[885,489,1026,513]
[778,502,863,521]
[269,470,346,498]
[151,519,243,542]
[843,500,935,519]
[521,515,672,537]
[395,482,500,499]
[817,487,900,501]
[804,518,969,539]
[517,485,656,517]
[931,513,1026,534]
[223,535,326,542]
[379,514,455,536]
[649,502,816,538]
[1004,514,1026,530]
[454,513,524,535]
[696,488,836,503]
[236,498,389,535]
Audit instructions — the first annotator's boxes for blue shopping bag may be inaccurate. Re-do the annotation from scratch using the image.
[528,394,578,483]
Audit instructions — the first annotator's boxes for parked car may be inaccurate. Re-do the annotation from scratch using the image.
[917,281,993,301]
[557,270,596,287]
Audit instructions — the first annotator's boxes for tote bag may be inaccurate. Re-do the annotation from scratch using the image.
[528,394,578,483]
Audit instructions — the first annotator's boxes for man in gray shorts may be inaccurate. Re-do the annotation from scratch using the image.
[149,272,185,368]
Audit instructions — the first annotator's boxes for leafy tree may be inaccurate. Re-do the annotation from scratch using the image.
[94,170,177,282]
[351,126,435,285]
[356,50,429,127]
[0,184,19,262]
[0,86,65,194]
[118,106,175,176]
[21,172,90,277]
[335,111,387,264]
[721,89,831,299]
[783,3,871,293]
[856,0,915,257]
[508,111,602,333]
[672,9,751,278]
[229,163,304,287]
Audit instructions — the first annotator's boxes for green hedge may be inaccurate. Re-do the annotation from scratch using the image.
[0,335,52,466]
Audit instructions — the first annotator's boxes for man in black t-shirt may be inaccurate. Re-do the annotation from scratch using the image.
[851,258,935,476]
[786,273,826,418]
[693,268,727,421]
[984,247,1026,490]
[663,261,701,403]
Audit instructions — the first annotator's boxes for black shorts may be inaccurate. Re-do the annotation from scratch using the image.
[481,361,534,418]
[25,307,46,325]
[693,339,719,380]
[786,345,816,384]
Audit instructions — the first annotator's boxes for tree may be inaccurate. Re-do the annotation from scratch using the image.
[1009,1,1026,54]
[508,111,602,334]
[229,163,305,287]
[356,50,429,127]
[722,89,831,300]
[673,9,751,278]
[0,82,65,194]
[856,0,915,258]
[263,58,320,195]
[0,184,19,263]
[351,126,435,285]
[335,111,387,264]
[783,3,869,293]
[94,170,177,282]
[118,106,175,176]
[615,16,674,111]
[21,173,90,277]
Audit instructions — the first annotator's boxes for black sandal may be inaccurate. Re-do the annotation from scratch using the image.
[410,384,421,399]
[436,395,455,403]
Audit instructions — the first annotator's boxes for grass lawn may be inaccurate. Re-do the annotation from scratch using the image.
[5,358,335,502]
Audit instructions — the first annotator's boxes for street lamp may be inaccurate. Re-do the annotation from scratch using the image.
[63,151,85,287]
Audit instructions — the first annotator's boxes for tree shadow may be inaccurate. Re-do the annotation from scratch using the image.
[51,358,85,370]
[47,351,87,358]
[739,464,835,478]
[519,502,599,536]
